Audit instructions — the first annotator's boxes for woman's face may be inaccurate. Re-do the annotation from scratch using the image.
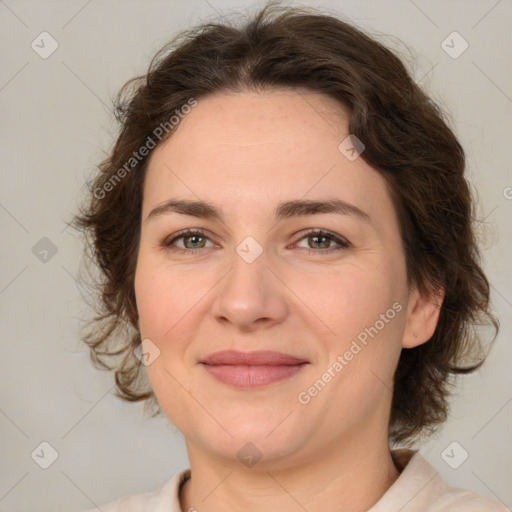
[134,89,435,468]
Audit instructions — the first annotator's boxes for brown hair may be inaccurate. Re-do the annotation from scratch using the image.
[72,3,498,446]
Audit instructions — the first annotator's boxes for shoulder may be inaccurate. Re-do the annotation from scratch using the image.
[370,449,509,512]
[427,489,509,511]
[78,468,191,512]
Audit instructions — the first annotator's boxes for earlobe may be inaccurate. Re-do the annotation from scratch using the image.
[402,284,444,349]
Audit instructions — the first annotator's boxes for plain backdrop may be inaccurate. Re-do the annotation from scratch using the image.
[1,0,511,511]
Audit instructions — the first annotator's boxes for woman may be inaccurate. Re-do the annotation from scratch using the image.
[73,4,506,511]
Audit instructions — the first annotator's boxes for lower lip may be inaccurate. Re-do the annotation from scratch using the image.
[201,364,307,388]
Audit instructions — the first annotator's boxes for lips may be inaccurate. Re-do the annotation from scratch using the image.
[200,350,309,389]
[201,350,308,366]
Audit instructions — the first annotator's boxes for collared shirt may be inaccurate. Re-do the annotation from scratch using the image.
[82,449,509,511]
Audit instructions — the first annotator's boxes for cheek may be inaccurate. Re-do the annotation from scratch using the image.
[295,260,402,338]
[134,259,196,336]
[296,258,407,389]
[134,257,219,367]
[134,266,167,335]
[134,262,199,419]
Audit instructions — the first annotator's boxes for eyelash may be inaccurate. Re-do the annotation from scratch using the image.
[162,228,350,256]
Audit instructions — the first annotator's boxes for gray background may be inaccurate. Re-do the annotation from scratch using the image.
[1,0,511,510]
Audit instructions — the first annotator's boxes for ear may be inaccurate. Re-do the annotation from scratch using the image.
[402,283,444,349]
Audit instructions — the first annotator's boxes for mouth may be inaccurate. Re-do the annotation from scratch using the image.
[199,350,309,389]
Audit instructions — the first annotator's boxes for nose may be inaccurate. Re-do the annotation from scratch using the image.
[211,246,289,332]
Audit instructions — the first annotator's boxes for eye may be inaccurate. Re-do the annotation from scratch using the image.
[292,229,350,255]
[162,228,350,255]
[162,229,215,254]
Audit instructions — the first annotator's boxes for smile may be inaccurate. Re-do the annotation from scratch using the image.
[200,363,308,389]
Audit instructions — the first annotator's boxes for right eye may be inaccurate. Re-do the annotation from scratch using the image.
[162,229,216,254]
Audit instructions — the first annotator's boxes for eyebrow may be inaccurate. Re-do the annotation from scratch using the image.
[146,198,371,224]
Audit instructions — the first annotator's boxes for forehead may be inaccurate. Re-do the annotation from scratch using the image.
[143,89,397,233]
[156,88,348,157]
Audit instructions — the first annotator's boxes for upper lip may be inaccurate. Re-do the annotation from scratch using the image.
[200,350,308,366]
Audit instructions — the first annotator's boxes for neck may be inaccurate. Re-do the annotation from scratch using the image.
[179,429,401,512]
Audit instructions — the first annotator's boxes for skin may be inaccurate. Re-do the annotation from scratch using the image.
[134,88,443,512]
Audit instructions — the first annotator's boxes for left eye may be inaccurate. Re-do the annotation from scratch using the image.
[292,230,350,253]
[163,229,350,255]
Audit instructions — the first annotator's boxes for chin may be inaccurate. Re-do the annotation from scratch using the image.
[190,415,312,466]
